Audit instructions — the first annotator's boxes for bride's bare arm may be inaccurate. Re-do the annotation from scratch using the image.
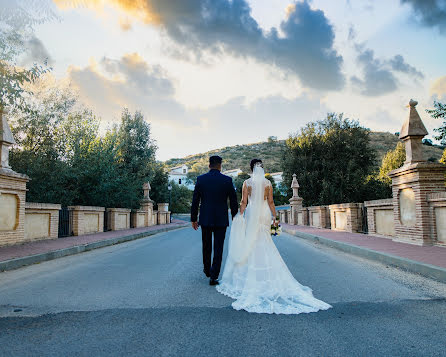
[267,184,277,222]
[240,182,248,214]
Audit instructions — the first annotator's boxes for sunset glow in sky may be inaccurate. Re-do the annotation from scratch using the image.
[12,0,446,160]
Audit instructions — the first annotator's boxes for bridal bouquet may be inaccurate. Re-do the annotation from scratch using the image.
[271,222,282,237]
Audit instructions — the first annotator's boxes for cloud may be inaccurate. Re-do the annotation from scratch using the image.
[351,46,424,96]
[55,0,345,91]
[66,52,328,159]
[430,76,446,99]
[21,35,53,66]
[400,0,446,33]
[388,54,424,80]
[351,48,398,96]
[68,53,190,124]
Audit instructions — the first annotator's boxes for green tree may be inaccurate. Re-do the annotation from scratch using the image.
[169,182,193,213]
[150,163,169,206]
[9,88,165,208]
[426,101,446,145]
[117,109,157,177]
[0,3,53,111]
[282,113,376,206]
[377,142,406,185]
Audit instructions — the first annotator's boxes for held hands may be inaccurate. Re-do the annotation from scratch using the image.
[192,222,199,230]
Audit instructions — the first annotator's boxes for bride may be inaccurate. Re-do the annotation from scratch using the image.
[216,159,332,315]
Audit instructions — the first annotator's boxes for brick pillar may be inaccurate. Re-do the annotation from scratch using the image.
[388,100,446,246]
[0,108,30,246]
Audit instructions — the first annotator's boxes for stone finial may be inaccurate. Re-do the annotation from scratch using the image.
[143,182,151,199]
[0,108,16,170]
[399,99,428,164]
[291,174,300,198]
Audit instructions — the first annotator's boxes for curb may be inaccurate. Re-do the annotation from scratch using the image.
[284,228,446,284]
[0,225,188,273]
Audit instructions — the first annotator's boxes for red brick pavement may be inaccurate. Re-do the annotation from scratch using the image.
[282,224,446,269]
[0,220,187,262]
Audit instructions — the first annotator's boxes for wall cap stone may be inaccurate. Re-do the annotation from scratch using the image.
[364,198,393,207]
[329,202,363,209]
[307,205,329,210]
[132,208,148,213]
[388,162,446,178]
[25,202,61,210]
[106,208,131,213]
[0,168,30,181]
[68,206,105,212]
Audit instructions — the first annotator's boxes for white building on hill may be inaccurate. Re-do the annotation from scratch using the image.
[222,168,243,178]
[167,164,195,190]
[268,172,283,186]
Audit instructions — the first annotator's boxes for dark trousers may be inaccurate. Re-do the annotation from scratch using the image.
[201,226,227,280]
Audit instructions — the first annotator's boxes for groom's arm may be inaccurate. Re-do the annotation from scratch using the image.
[191,179,201,230]
[228,178,238,219]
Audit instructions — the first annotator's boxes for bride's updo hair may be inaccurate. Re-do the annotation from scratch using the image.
[250,159,263,172]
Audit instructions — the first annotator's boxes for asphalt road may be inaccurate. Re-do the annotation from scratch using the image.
[0,227,445,357]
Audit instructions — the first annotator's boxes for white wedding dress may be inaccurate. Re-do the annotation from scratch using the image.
[216,166,332,314]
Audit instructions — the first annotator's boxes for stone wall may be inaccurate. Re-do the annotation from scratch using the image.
[364,199,394,237]
[25,202,61,241]
[152,211,158,225]
[157,211,171,225]
[297,208,309,226]
[131,209,148,228]
[0,171,29,247]
[279,210,289,224]
[308,206,330,229]
[68,206,105,236]
[428,192,446,246]
[106,208,131,231]
[329,203,363,233]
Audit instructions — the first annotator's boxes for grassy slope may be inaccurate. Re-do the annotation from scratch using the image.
[165,132,444,174]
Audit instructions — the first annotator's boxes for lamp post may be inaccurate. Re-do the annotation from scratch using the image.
[168,184,172,223]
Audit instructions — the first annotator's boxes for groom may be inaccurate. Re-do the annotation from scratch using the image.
[191,155,238,285]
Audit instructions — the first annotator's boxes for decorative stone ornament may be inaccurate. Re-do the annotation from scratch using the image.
[143,182,152,200]
[399,99,428,164]
[289,174,303,225]
[291,174,300,198]
[0,108,16,170]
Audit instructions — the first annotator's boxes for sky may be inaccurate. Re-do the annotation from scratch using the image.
[7,0,446,160]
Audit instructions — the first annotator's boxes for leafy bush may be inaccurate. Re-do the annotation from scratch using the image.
[377,142,406,185]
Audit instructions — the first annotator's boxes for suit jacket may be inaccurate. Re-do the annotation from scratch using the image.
[191,169,238,227]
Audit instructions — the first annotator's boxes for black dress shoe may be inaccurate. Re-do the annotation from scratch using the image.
[203,269,210,278]
[209,279,219,286]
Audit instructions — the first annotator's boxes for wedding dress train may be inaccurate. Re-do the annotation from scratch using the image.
[216,166,332,314]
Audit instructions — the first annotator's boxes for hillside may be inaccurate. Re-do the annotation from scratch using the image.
[165,132,444,174]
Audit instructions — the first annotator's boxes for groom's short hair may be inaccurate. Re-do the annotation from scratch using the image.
[209,155,222,168]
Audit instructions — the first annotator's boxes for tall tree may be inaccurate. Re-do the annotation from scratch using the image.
[282,113,376,206]
[117,109,157,177]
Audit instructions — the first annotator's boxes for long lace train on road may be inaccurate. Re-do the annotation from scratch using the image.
[217,166,332,315]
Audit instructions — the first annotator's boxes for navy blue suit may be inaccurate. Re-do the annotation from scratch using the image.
[191,169,238,279]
